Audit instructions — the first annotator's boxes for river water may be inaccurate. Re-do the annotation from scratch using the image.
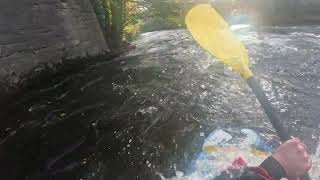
[1,26,320,180]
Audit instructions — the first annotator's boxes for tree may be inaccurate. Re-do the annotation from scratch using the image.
[91,0,126,49]
[91,0,202,48]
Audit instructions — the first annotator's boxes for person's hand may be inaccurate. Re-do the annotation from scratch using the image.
[272,137,312,179]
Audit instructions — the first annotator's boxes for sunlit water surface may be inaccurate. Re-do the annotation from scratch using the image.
[1,26,320,179]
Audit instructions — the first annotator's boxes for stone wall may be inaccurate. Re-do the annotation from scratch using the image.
[0,0,109,102]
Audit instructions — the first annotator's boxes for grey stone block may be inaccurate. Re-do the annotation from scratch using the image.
[0,0,109,103]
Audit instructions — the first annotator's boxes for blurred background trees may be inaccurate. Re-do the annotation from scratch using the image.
[90,0,320,49]
[91,0,197,48]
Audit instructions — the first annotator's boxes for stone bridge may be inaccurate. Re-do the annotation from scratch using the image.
[0,0,109,102]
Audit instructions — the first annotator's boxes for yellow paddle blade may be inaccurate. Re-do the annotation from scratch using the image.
[185,4,253,79]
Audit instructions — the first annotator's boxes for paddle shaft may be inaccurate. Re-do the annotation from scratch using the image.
[247,77,311,180]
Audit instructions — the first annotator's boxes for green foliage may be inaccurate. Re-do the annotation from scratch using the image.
[140,16,178,32]
[139,0,192,32]
[91,0,198,46]
[124,20,142,41]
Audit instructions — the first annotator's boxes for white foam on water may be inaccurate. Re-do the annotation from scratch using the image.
[311,139,320,178]
[230,24,252,31]
[316,140,320,157]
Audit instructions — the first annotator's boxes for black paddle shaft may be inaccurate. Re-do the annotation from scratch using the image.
[246,77,290,141]
[247,77,311,180]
